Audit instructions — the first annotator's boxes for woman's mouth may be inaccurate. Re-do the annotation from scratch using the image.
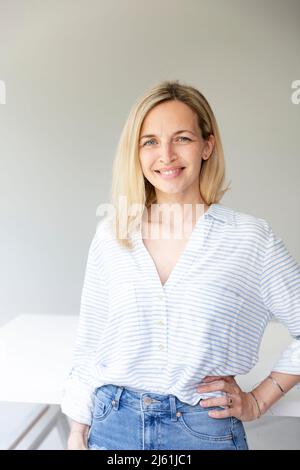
[154,167,185,179]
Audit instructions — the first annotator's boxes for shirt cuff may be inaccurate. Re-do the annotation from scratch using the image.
[60,375,96,426]
[271,339,300,375]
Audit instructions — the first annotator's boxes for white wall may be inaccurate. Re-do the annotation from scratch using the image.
[0,0,299,449]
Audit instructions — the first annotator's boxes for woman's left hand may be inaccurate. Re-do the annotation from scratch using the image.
[196,375,259,422]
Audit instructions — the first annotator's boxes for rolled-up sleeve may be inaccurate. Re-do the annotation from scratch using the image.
[60,229,108,425]
[260,223,300,374]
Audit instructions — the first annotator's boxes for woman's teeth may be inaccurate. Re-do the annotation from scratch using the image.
[155,167,185,179]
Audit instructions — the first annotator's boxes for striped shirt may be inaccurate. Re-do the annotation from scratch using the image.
[60,202,300,425]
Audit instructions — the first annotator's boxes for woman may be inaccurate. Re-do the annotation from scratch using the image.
[61,80,300,450]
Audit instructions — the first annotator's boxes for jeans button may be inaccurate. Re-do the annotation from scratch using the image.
[143,396,152,405]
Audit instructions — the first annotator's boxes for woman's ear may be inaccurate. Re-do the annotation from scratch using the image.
[202,134,215,160]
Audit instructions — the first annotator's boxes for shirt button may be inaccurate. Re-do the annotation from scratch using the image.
[158,320,165,326]
[159,344,165,351]
[157,294,164,301]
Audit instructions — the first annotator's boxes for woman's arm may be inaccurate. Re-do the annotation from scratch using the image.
[198,221,300,421]
[61,225,109,447]
[197,372,300,421]
[256,223,300,411]
[259,224,300,377]
[251,371,300,415]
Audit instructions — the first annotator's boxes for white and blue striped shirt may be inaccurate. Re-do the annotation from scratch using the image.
[60,203,300,425]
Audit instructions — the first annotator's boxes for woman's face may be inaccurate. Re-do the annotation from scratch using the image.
[138,100,214,201]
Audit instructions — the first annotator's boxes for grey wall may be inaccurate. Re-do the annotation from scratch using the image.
[1,0,299,324]
[0,0,299,449]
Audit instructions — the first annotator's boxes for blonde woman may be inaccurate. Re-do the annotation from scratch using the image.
[61,80,300,450]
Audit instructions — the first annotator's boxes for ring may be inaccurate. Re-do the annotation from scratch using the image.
[227,394,233,407]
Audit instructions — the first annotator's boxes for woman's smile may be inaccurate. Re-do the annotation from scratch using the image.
[154,167,186,179]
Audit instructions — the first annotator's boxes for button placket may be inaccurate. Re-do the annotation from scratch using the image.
[157,293,166,327]
[153,291,168,374]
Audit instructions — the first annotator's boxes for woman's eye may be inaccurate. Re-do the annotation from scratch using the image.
[143,136,191,146]
[143,139,156,146]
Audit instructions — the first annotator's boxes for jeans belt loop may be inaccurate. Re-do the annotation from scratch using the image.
[112,386,124,410]
[169,395,178,421]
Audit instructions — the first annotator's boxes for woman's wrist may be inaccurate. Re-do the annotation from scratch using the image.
[70,421,90,437]
[250,372,296,417]
[70,429,89,436]
[248,390,265,418]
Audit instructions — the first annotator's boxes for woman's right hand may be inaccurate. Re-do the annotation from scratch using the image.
[67,421,90,450]
[67,430,89,450]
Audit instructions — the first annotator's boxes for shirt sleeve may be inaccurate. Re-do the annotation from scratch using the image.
[60,229,108,425]
[260,223,300,375]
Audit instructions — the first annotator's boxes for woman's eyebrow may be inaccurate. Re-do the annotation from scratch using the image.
[139,129,196,141]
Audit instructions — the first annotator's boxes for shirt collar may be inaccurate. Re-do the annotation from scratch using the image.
[206,203,236,226]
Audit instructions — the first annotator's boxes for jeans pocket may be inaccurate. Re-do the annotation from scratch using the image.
[178,407,234,441]
[230,417,249,450]
[92,391,114,422]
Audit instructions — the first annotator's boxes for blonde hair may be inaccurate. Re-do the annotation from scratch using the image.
[108,79,231,250]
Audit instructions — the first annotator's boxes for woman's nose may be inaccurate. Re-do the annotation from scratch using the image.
[159,142,177,163]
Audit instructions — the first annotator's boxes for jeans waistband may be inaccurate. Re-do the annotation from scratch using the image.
[95,384,205,420]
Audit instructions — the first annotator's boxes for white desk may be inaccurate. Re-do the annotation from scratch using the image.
[0,314,299,448]
[0,314,78,449]
[0,314,78,404]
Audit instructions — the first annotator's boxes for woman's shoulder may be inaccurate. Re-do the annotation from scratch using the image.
[227,204,273,242]
[95,215,114,240]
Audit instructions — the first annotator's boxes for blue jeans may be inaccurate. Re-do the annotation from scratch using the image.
[87,384,249,450]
